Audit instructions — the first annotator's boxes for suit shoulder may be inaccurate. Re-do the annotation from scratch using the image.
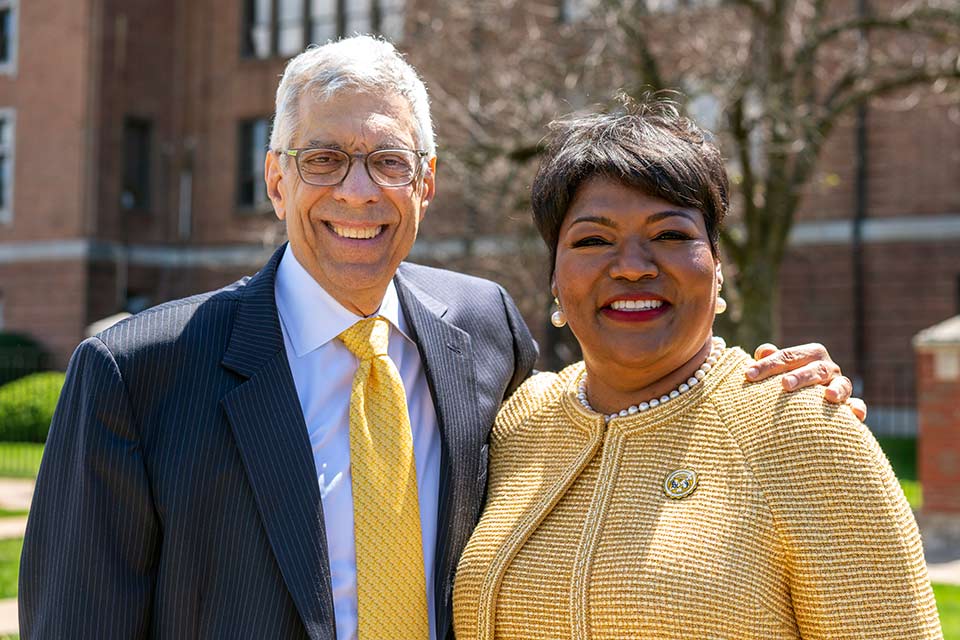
[398,262,503,295]
[93,278,248,357]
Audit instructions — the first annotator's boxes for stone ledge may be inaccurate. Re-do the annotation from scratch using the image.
[917,512,960,564]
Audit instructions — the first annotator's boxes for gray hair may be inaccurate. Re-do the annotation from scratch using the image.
[270,35,436,158]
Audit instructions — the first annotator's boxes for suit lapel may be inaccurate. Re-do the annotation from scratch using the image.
[221,244,335,640]
[395,268,483,640]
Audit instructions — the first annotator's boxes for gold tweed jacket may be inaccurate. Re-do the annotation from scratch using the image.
[453,347,942,639]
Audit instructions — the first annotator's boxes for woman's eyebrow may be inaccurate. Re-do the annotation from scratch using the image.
[647,210,698,224]
[569,210,697,229]
[568,215,618,228]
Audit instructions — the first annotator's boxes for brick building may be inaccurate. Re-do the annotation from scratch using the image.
[0,0,957,434]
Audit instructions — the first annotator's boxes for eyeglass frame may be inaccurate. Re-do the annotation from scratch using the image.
[277,147,430,188]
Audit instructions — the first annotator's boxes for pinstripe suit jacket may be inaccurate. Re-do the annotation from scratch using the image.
[20,244,538,639]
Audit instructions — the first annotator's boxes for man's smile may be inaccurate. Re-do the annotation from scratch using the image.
[325,221,385,240]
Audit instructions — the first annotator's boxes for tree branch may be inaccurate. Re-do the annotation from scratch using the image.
[615,0,668,91]
[796,0,830,106]
[424,81,499,149]
[822,55,960,129]
[719,225,746,265]
[823,64,863,108]
[720,0,767,18]
[793,6,960,74]
[727,95,759,231]
[788,55,960,192]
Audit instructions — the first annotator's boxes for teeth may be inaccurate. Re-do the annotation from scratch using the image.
[610,299,664,311]
[329,223,383,239]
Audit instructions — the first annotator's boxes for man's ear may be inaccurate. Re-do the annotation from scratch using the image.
[265,151,286,221]
[418,156,437,221]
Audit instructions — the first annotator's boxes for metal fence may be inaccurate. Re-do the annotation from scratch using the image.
[0,345,50,387]
[0,345,61,480]
[861,361,918,438]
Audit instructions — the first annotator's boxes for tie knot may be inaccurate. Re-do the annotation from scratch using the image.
[338,316,391,360]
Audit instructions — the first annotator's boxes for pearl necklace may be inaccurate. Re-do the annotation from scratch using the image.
[577,337,726,422]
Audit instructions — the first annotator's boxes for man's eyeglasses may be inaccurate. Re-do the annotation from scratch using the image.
[278,148,428,188]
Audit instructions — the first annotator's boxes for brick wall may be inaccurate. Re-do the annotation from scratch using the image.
[0,261,88,368]
[781,239,960,415]
[916,340,960,514]
[0,0,95,242]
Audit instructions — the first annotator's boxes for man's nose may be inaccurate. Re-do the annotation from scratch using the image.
[333,157,380,205]
[609,242,658,280]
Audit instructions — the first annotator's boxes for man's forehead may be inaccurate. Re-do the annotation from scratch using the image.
[295,89,418,148]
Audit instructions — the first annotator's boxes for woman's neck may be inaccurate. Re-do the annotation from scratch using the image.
[582,334,716,415]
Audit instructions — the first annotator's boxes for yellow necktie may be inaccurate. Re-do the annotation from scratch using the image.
[338,316,429,640]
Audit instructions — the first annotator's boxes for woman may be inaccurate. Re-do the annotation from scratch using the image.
[453,102,941,638]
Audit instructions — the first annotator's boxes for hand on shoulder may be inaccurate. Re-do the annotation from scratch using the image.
[743,342,867,421]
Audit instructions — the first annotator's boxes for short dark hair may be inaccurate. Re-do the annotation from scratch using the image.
[530,98,729,278]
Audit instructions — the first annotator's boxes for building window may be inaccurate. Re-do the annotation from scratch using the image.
[558,0,596,23]
[237,118,270,209]
[0,0,17,74]
[242,0,407,59]
[643,0,719,12]
[0,108,14,224]
[956,274,960,315]
[121,118,153,212]
[559,0,715,22]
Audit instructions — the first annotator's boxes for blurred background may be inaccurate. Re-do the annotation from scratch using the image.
[0,0,957,636]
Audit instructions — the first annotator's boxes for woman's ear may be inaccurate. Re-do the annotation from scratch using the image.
[715,262,723,288]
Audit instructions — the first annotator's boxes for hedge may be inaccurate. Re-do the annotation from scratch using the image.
[0,372,66,442]
[0,332,50,386]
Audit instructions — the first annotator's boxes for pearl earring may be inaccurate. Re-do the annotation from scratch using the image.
[715,283,727,315]
[551,298,567,328]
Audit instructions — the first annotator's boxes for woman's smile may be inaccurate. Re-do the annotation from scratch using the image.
[600,293,671,322]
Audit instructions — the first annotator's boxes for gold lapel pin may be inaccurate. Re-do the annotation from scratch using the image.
[663,469,698,499]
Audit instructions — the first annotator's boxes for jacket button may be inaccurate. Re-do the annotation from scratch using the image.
[663,469,698,499]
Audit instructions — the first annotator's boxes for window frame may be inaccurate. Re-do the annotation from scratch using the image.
[121,117,154,214]
[241,0,406,59]
[0,0,18,75]
[236,116,272,213]
[0,107,15,225]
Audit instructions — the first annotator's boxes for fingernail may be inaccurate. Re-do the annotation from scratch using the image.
[784,374,797,390]
[746,366,759,379]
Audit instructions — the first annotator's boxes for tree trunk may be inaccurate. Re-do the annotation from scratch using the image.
[724,255,782,352]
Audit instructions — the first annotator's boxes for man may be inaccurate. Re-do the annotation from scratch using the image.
[21,36,860,639]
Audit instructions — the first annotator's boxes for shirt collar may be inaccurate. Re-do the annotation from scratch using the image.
[274,246,410,358]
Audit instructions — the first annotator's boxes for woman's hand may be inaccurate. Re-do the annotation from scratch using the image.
[745,343,867,421]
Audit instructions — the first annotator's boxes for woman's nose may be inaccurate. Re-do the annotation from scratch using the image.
[609,243,658,280]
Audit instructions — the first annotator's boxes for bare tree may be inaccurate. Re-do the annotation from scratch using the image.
[407,0,960,354]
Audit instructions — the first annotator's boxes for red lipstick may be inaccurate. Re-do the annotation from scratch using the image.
[599,293,671,323]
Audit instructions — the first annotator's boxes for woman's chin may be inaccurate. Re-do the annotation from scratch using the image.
[585,334,714,389]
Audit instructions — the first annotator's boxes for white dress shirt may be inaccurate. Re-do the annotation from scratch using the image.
[274,248,441,640]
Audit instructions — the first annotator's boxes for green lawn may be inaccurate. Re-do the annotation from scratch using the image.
[0,443,43,479]
[0,537,21,599]
[935,583,960,639]
[877,437,922,510]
